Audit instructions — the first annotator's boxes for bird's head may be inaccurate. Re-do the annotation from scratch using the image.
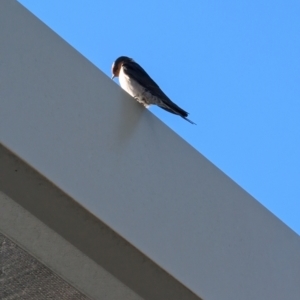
[111,56,133,79]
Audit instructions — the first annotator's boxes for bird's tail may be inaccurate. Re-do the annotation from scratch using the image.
[182,116,196,125]
[159,106,196,125]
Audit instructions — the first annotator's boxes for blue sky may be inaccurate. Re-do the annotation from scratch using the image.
[18,0,299,235]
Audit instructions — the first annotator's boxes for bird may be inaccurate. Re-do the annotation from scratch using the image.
[111,56,196,124]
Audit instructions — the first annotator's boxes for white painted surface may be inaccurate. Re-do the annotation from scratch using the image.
[1,1,300,300]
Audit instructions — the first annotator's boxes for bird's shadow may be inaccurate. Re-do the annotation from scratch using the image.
[116,96,146,146]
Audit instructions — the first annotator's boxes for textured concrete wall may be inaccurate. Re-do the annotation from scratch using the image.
[0,232,90,300]
[1,1,300,300]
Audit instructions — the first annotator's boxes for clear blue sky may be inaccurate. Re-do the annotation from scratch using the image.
[18,0,299,235]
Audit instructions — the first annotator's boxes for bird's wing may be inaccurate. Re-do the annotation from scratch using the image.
[122,61,189,117]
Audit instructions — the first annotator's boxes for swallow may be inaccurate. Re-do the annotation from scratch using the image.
[111,56,196,124]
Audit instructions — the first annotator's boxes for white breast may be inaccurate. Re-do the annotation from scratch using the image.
[118,67,144,98]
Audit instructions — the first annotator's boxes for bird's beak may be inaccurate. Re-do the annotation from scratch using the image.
[111,75,115,80]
